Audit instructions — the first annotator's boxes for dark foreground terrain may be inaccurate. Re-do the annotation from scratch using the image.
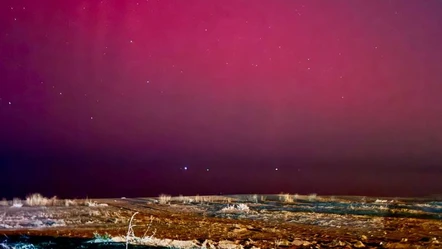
[0,195,441,248]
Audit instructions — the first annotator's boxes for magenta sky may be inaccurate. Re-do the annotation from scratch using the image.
[1,1,442,198]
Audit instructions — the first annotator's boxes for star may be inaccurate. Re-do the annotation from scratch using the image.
[275,168,279,171]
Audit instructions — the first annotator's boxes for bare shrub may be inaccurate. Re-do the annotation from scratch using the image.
[126,212,139,249]
[158,194,171,205]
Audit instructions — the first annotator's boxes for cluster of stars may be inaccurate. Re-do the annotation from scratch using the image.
[2,0,397,120]
[179,166,281,172]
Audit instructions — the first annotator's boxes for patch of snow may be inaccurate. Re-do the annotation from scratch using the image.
[220,204,250,213]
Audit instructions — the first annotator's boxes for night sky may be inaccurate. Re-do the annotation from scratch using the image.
[1,1,442,199]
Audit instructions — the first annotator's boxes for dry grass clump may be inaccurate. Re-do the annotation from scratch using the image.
[177,195,190,203]
[170,195,233,204]
[158,194,171,205]
[194,195,204,203]
[0,198,8,206]
[3,194,98,208]
[64,199,80,206]
[25,193,58,206]
[279,193,294,203]
[193,195,232,204]
[246,194,259,203]
[308,193,317,202]
[84,198,108,207]
[12,198,23,207]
